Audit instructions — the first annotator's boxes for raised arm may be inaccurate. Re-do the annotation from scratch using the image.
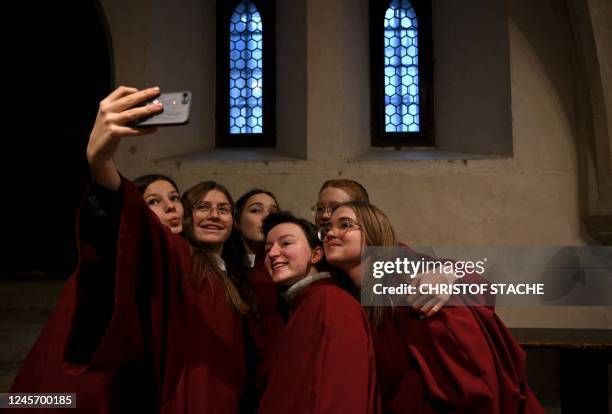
[86,86,162,190]
[64,87,179,374]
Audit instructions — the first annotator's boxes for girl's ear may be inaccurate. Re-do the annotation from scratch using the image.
[311,246,324,265]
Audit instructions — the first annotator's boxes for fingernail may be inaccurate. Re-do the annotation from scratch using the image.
[153,86,160,91]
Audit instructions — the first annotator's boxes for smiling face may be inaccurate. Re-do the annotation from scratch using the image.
[238,193,279,244]
[323,206,366,277]
[143,180,184,234]
[191,189,234,252]
[264,222,323,286]
[315,187,353,226]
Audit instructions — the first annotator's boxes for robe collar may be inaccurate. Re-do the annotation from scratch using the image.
[282,271,331,304]
[245,253,256,268]
[212,253,226,272]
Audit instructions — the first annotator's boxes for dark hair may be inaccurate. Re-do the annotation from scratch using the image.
[133,174,179,195]
[263,211,322,250]
[228,188,280,263]
[319,179,369,202]
[223,189,281,328]
[181,181,248,315]
[235,188,279,223]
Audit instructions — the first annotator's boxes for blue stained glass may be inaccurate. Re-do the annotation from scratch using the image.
[229,0,263,134]
[385,84,395,97]
[384,0,420,133]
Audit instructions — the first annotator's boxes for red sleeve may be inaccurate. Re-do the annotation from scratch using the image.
[9,277,112,414]
[63,178,186,378]
[420,307,544,413]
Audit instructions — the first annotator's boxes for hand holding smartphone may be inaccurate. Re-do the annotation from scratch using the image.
[131,91,192,126]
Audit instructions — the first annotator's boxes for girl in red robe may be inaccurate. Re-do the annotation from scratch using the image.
[321,201,545,414]
[256,212,379,414]
[8,174,184,414]
[311,178,488,317]
[9,86,249,413]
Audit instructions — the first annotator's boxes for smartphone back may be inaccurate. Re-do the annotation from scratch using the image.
[133,91,191,126]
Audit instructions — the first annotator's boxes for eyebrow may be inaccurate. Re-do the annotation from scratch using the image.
[248,202,278,208]
[198,201,231,206]
[265,234,297,246]
[338,216,357,222]
[146,190,179,197]
[328,216,360,225]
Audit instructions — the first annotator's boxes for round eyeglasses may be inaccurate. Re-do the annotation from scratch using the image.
[310,203,341,217]
[191,201,235,221]
[317,218,363,241]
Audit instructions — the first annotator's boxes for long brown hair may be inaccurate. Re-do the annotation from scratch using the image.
[336,201,397,328]
[181,181,249,315]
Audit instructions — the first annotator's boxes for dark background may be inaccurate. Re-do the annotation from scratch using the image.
[0,0,112,278]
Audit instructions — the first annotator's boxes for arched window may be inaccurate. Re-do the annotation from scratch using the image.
[217,0,276,147]
[370,0,433,146]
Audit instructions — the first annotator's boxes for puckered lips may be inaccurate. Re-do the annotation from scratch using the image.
[167,216,181,228]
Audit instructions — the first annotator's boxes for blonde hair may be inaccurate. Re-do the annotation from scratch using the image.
[337,201,397,328]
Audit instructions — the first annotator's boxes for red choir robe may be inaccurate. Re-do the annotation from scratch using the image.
[373,303,544,413]
[247,256,284,358]
[9,179,246,413]
[257,274,379,414]
[7,276,112,414]
[245,256,284,392]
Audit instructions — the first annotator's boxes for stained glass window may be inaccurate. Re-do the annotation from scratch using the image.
[229,0,263,134]
[384,0,419,133]
[371,0,432,146]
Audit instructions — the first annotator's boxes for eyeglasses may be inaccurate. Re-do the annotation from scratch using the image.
[192,201,235,220]
[310,203,341,217]
[317,218,363,241]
